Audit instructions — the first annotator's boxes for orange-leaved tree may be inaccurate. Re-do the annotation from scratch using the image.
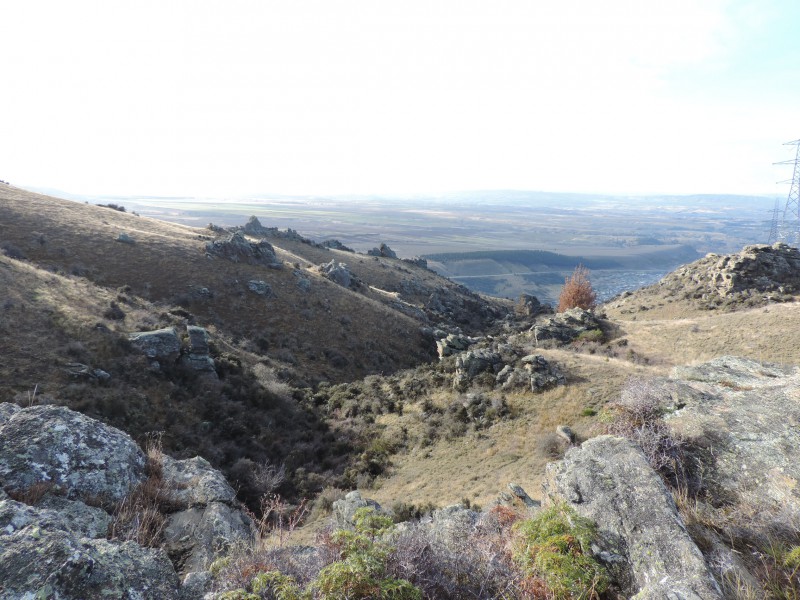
[557,264,597,312]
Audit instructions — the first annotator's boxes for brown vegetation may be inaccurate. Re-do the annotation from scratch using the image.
[557,265,597,312]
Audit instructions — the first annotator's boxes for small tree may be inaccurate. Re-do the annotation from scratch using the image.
[557,265,597,312]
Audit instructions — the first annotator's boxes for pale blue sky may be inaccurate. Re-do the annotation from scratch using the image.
[1,0,798,198]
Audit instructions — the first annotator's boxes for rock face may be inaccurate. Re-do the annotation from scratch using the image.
[666,356,800,510]
[205,231,282,267]
[436,332,473,358]
[532,307,602,345]
[0,404,145,503]
[247,279,273,296]
[321,239,354,252]
[543,435,722,599]
[0,403,255,598]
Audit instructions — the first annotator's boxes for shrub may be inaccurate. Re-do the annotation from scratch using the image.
[557,265,597,312]
[512,503,608,599]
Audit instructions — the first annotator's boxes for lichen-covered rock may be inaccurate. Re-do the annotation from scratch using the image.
[332,491,383,529]
[164,501,257,575]
[453,348,503,389]
[0,402,20,425]
[667,356,800,509]
[0,495,109,539]
[515,293,552,318]
[521,354,567,391]
[0,404,145,503]
[532,307,601,345]
[543,435,722,599]
[0,525,180,600]
[436,332,472,358]
[161,456,237,507]
[129,327,182,362]
[427,504,480,549]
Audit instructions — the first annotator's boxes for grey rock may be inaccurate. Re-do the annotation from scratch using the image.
[164,501,256,576]
[129,327,182,362]
[182,326,216,376]
[402,256,428,269]
[453,348,503,389]
[0,404,145,503]
[543,435,722,599]
[247,279,273,296]
[332,491,383,529]
[522,354,567,391]
[116,232,136,244]
[436,333,472,358]
[321,239,354,252]
[205,231,282,267]
[179,570,213,600]
[161,455,237,507]
[667,356,800,509]
[532,307,601,345]
[507,482,539,508]
[0,526,180,600]
[555,425,576,444]
[516,293,552,317]
[0,495,108,540]
[318,260,360,289]
[428,505,480,549]
[0,402,20,425]
[367,243,397,258]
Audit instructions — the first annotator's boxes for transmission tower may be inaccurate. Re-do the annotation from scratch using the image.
[768,198,781,243]
[774,139,800,245]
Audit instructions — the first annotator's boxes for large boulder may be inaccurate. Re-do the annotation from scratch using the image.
[0,524,179,600]
[532,307,602,345]
[129,327,182,363]
[667,357,800,510]
[318,260,360,289]
[160,455,256,576]
[332,491,383,529]
[367,243,397,258]
[182,325,217,376]
[543,435,722,599]
[0,404,145,503]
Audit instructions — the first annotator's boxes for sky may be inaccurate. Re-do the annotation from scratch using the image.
[1,0,798,198]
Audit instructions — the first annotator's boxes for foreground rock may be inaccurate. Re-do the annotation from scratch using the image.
[0,403,255,599]
[543,435,722,599]
[0,404,145,503]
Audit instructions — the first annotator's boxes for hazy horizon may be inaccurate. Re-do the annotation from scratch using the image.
[3,1,799,199]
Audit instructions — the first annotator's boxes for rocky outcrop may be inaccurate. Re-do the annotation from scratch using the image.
[247,279,273,296]
[515,293,552,318]
[543,435,722,599]
[321,239,354,252]
[205,231,282,267]
[453,348,503,389]
[368,243,397,258]
[532,307,602,345]
[666,356,800,510]
[665,243,800,298]
[436,332,473,358]
[403,256,428,269]
[129,327,182,364]
[332,491,383,529]
[0,404,145,503]
[0,404,256,598]
[0,519,180,600]
[182,325,216,377]
[318,259,361,290]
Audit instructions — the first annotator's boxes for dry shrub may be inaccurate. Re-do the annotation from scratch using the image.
[107,433,172,547]
[604,377,687,487]
[557,265,597,312]
[536,432,567,459]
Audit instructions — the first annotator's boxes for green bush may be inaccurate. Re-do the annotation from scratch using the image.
[513,503,608,599]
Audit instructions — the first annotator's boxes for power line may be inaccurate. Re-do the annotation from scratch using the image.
[774,139,800,245]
